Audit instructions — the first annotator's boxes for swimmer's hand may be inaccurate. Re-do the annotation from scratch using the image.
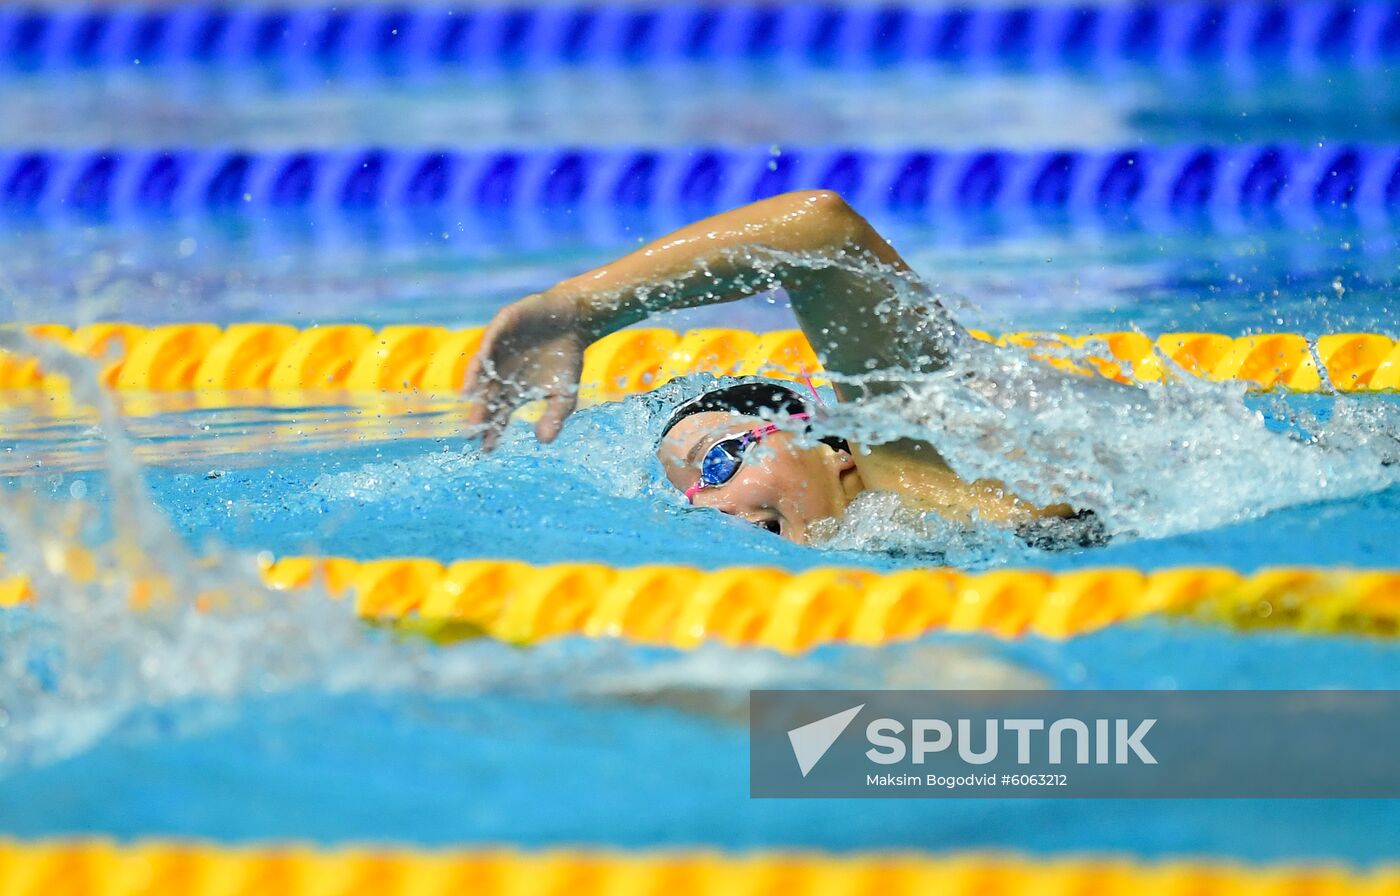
[464,291,588,451]
[464,191,930,450]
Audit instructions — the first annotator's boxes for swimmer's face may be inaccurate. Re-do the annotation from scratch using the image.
[658,410,860,545]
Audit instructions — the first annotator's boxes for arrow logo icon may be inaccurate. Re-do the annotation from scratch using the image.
[787,704,864,777]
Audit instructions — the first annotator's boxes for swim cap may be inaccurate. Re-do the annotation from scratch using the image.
[660,382,809,437]
[660,381,848,453]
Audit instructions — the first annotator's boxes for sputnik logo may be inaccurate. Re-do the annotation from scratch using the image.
[787,704,864,777]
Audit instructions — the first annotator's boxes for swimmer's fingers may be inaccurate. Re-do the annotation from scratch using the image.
[467,357,561,450]
[462,361,490,429]
[462,350,483,410]
[463,359,514,451]
[535,387,578,444]
[532,342,585,443]
[482,379,573,450]
[463,357,507,441]
[478,381,523,452]
[463,292,588,449]
[463,313,511,424]
[480,416,504,452]
[464,321,525,447]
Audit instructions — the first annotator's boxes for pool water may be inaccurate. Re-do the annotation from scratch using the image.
[3,657,1400,861]
[2,6,1400,870]
[2,333,1398,858]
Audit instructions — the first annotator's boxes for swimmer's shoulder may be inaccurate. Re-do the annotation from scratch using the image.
[850,438,1030,526]
[851,438,1104,546]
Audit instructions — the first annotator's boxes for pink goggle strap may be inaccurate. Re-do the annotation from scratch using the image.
[799,369,826,407]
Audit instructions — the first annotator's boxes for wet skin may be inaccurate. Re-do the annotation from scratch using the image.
[467,190,1079,539]
[657,410,863,544]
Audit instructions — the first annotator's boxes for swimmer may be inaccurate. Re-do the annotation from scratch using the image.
[466,190,1099,547]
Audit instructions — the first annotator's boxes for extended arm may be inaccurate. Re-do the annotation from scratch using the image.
[465,190,959,447]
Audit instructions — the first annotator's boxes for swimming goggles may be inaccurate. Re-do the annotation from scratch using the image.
[684,412,810,502]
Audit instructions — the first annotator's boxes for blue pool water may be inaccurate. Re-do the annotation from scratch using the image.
[2,629,1399,861]
[10,393,1397,575]
[3,2,1400,868]
[2,335,1398,858]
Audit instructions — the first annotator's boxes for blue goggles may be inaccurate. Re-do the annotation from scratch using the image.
[684,413,810,502]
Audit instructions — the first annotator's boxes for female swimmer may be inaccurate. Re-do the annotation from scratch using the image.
[465,190,1099,547]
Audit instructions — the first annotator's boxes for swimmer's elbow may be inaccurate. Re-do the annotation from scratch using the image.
[785,190,858,228]
[788,189,854,216]
[770,190,867,252]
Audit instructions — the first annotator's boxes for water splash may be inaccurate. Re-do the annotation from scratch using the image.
[2,245,1396,772]
[0,334,1035,772]
[829,340,1392,540]
[0,329,412,768]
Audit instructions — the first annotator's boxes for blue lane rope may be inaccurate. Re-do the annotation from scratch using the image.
[1,145,1397,217]
[2,3,1399,73]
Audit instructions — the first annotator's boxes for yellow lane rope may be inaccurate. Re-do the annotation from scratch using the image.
[0,841,1393,895]
[1,324,1398,406]
[3,553,1396,649]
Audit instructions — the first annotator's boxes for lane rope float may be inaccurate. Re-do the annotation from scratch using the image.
[0,841,1396,896]
[2,144,1400,217]
[2,3,1396,74]
[1,324,1398,406]
[3,552,1397,649]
